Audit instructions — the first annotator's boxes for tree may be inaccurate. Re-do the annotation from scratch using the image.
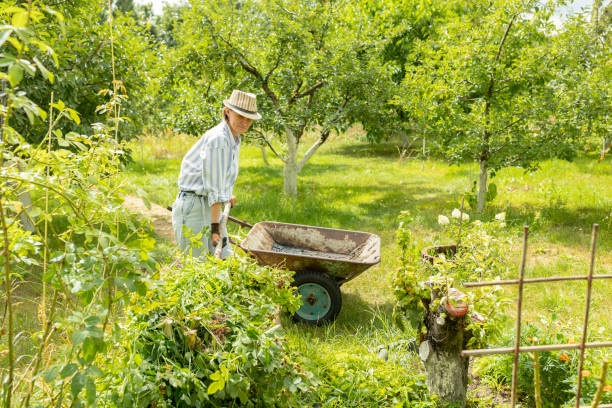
[5,0,159,143]
[400,0,589,211]
[176,0,398,195]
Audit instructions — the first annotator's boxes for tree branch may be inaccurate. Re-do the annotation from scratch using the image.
[204,16,284,112]
[295,93,350,172]
[265,50,283,83]
[297,131,328,173]
[495,13,519,64]
[252,128,286,163]
[289,81,325,104]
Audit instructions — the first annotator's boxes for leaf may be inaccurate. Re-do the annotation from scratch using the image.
[82,337,98,363]
[43,366,59,383]
[33,57,53,83]
[0,29,12,47]
[85,377,96,405]
[86,365,103,377]
[72,330,88,345]
[60,363,78,379]
[84,315,101,326]
[72,141,87,151]
[8,63,23,86]
[66,108,81,124]
[0,54,17,67]
[12,12,28,28]
[71,372,87,397]
[207,379,225,395]
[51,100,65,111]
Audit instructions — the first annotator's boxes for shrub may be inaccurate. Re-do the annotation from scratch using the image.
[392,210,512,349]
[98,255,313,407]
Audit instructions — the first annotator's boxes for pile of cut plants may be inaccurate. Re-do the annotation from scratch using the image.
[97,255,312,407]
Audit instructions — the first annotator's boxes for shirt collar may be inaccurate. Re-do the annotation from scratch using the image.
[221,120,240,148]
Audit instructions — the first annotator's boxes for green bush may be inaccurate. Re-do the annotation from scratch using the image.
[98,255,313,407]
[392,210,512,349]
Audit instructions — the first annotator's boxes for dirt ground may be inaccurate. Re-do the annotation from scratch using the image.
[122,195,175,242]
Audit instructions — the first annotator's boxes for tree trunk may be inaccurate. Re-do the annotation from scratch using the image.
[420,284,470,407]
[283,128,298,196]
[477,159,488,212]
[259,145,269,166]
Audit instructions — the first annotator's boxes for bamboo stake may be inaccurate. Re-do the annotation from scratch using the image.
[42,92,53,335]
[575,224,599,408]
[591,358,609,408]
[0,185,14,408]
[461,341,612,357]
[463,274,612,288]
[0,74,14,408]
[511,226,529,407]
[533,351,542,408]
[0,79,6,144]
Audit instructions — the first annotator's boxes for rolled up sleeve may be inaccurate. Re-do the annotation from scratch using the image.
[200,141,231,207]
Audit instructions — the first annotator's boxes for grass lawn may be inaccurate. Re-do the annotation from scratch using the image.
[125,130,612,404]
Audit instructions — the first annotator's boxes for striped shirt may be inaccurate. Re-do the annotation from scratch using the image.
[177,121,240,207]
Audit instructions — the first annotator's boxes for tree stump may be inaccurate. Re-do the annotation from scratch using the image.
[419,245,471,407]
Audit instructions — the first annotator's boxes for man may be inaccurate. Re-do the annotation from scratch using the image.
[172,90,261,258]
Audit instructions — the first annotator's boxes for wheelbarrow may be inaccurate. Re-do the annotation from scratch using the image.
[167,204,381,325]
[228,216,381,325]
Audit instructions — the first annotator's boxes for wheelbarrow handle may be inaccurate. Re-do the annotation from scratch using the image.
[227,216,253,229]
[167,206,253,230]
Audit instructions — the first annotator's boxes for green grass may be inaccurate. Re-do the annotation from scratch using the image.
[125,131,612,404]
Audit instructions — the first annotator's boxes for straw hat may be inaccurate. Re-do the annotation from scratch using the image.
[223,90,262,120]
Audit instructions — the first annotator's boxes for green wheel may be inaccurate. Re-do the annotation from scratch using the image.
[292,271,342,325]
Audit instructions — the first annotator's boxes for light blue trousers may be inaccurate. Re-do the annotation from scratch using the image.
[171,193,232,259]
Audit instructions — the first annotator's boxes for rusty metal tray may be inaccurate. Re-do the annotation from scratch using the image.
[239,221,380,285]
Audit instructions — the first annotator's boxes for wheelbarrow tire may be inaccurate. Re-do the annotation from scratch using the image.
[291,271,342,325]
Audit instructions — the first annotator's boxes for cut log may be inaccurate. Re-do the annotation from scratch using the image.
[420,281,471,407]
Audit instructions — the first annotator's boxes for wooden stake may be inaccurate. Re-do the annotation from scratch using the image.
[591,358,609,408]
[511,226,529,407]
[575,224,598,408]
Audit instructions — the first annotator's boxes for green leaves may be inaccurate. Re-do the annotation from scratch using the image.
[8,63,23,86]
[207,367,226,394]
[98,256,309,406]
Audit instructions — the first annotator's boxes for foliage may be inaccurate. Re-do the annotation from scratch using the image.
[1,3,157,406]
[98,255,311,407]
[474,319,612,407]
[168,0,399,195]
[0,0,160,142]
[397,0,606,211]
[392,209,512,348]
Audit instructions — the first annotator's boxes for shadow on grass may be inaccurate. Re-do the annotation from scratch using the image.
[233,180,456,237]
[286,291,398,341]
[330,142,414,159]
[484,203,612,250]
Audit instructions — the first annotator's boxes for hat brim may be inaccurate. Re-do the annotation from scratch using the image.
[223,100,262,120]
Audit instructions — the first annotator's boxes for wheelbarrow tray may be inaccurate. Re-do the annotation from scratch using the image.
[240,221,380,284]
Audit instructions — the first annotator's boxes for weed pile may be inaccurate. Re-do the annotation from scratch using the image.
[99,255,312,407]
